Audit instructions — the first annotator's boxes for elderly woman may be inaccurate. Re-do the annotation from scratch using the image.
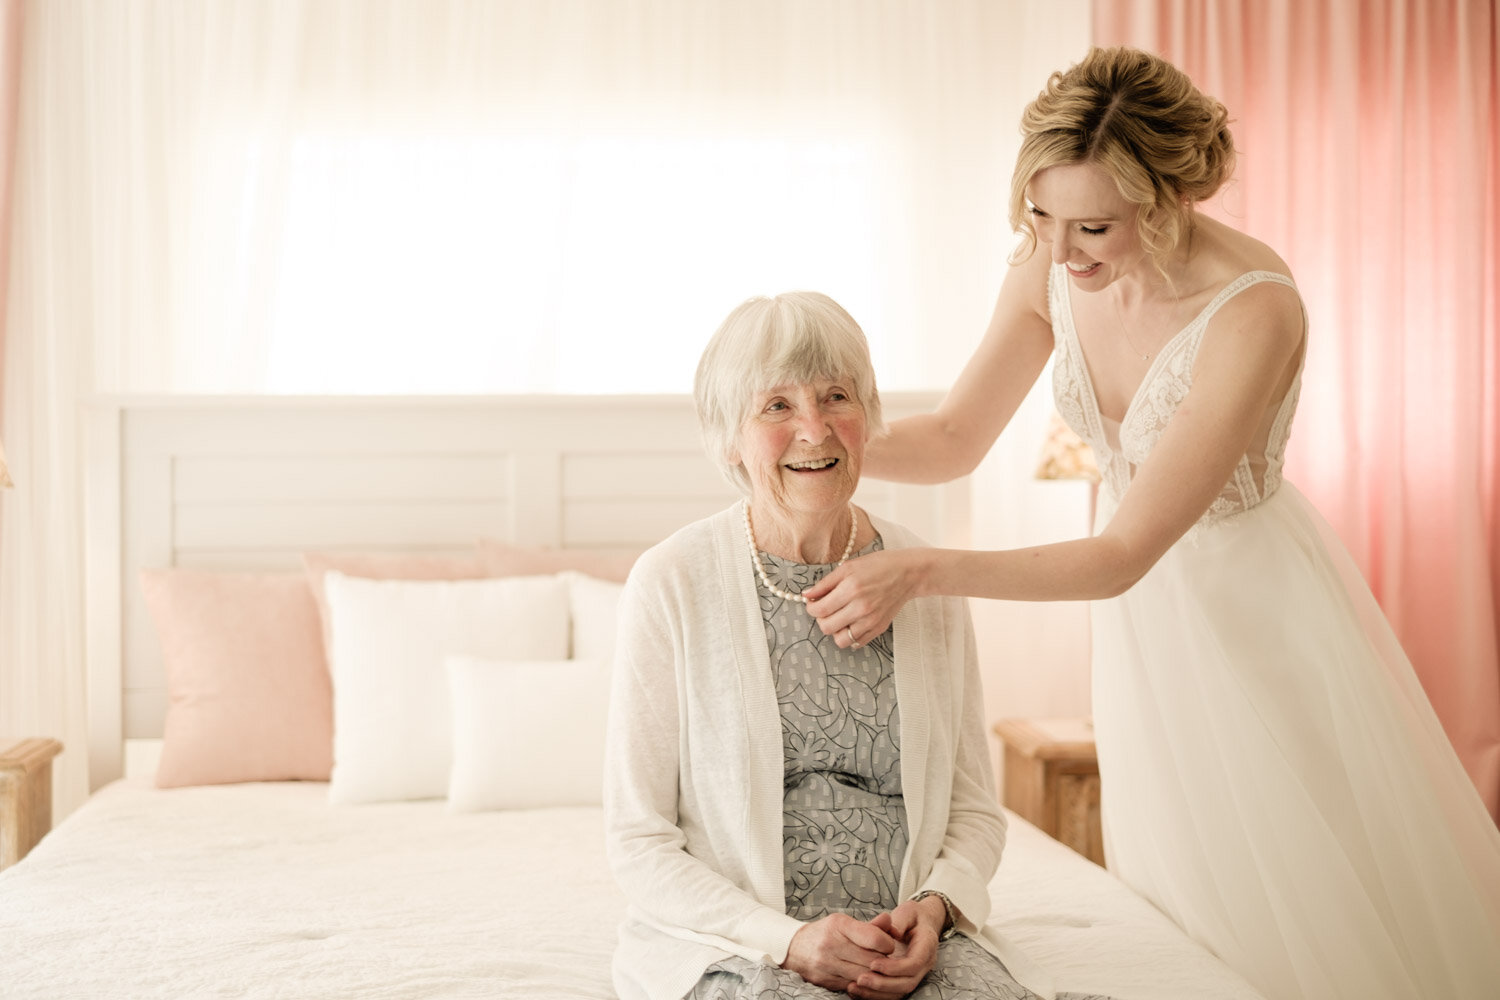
[603,292,1054,1000]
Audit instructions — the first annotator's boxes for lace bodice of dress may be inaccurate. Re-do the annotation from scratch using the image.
[1050,265,1304,532]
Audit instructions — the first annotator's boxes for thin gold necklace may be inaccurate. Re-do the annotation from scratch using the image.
[1113,228,1193,362]
[1112,293,1152,361]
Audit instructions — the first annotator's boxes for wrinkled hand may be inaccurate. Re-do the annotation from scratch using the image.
[782,913,898,992]
[847,897,945,1000]
[804,548,925,649]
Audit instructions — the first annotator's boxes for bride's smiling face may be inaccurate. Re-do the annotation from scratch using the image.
[1026,161,1147,289]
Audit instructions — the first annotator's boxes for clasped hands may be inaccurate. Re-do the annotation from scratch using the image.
[781,895,949,999]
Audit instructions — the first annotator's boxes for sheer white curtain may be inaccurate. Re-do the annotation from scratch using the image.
[39,0,1072,397]
[1,0,1089,818]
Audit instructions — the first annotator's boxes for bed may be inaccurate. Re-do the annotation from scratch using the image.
[0,394,1267,1000]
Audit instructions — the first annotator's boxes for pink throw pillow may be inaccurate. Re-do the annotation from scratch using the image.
[141,569,333,787]
[477,539,641,583]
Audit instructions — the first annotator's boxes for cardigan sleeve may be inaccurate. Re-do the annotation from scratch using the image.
[602,563,804,964]
[914,595,1009,937]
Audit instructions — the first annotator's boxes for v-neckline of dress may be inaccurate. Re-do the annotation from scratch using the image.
[1056,272,1212,429]
[1055,267,1289,431]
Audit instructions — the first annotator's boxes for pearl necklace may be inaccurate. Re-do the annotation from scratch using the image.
[742,501,858,604]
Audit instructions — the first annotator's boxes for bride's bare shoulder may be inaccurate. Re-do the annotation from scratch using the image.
[1194,214,1295,283]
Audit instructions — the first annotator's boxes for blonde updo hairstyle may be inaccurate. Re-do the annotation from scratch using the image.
[695,291,884,498]
[1009,46,1236,279]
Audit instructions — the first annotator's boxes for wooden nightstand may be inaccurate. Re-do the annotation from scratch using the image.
[1,738,63,870]
[993,718,1104,867]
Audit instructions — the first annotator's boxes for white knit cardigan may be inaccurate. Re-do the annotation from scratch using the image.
[603,505,1053,1000]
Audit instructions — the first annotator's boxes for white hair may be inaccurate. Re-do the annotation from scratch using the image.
[693,291,884,497]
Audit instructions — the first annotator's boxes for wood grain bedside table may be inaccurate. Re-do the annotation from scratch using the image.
[1,737,63,870]
[993,718,1104,867]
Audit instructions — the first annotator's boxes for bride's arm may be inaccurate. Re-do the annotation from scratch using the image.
[809,279,1305,639]
[862,252,1054,485]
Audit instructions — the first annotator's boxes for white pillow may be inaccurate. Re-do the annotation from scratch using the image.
[324,572,570,804]
[446,655,611,811]
[565,571,625,661]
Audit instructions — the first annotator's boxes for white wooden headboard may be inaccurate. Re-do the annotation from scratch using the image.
[83,393,968,789]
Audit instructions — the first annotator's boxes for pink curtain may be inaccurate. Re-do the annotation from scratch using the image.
[1093,0,1500,818]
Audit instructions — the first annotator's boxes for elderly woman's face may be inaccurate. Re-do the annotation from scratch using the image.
[733,378,865,517]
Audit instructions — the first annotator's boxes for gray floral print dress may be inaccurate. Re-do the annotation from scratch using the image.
[686,539,1106,1000]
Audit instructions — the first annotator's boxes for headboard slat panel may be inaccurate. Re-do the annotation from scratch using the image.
[173,501,515,549]
[173,454,515,503]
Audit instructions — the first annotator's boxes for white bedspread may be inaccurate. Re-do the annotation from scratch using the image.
[0,780,1263,999]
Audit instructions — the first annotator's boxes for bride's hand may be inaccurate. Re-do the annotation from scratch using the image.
[805,548,928,648]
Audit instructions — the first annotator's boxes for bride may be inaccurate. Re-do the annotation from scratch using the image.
[803,46,1500,1000]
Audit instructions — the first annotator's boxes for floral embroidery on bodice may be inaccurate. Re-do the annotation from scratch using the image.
[1050,265,1304,534]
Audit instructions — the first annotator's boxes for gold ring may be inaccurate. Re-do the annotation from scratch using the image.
[845,625,857,646]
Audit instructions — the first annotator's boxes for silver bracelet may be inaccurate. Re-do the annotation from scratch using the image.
[911,889,958,941]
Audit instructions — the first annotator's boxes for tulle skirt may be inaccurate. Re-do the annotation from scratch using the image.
[1091,482,1500,1000]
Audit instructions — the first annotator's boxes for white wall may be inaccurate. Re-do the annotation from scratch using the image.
[971,373,1095,731]
[907,3,1096,732]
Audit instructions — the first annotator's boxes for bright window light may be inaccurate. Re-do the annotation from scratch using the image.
[253,133,882,394]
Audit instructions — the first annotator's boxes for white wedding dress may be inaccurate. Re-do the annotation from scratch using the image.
[1050,264,1500,999]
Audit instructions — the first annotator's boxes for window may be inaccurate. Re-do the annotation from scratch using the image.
[247,132,884,394]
